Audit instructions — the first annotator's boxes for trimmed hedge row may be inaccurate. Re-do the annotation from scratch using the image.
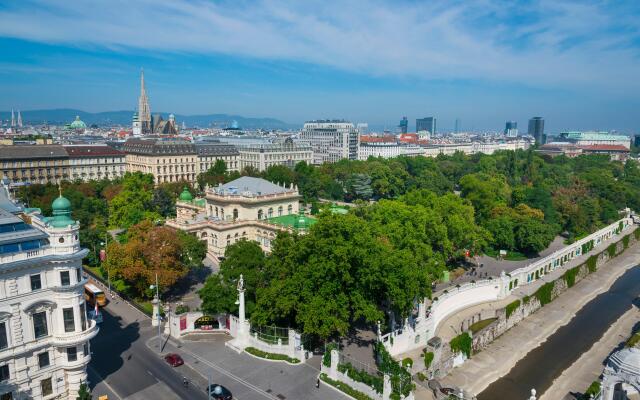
[245,347,300,364]
[450,332,472,358]
[337,363,383,394]
[320,373,375,400]
[505,299,521,319]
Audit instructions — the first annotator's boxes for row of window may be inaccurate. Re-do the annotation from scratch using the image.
[0,239,47,255]
[0,342,89,398]
[29,268,83,292]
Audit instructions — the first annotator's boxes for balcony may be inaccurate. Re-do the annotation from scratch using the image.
[51,319,99,346]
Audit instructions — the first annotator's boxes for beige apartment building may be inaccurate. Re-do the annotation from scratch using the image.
[0,145,70,184]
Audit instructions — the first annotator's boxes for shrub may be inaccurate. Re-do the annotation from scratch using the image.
[626,332,640,348]
[174,304,189,315]
[534,282,554,306]
[635,228,640,240]
[450,332,472,359]
[323,343,338,367]
[586,255,598,273]
[337,363,383,393]
[374,342,413,398]
[607,243,616,258]
[523,295,531,304]
[320,373,375,400]
[245,347,300,364]
[623,234,630,249]
[583,381,601,399]
[401,358,413,369]
[563,266,580,288]
[581,240,594,255]
[417,372,427,381]
[505,300,521,319]
[423,351,434,369]
[619,221,624,232]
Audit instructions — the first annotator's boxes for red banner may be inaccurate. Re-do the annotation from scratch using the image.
[180,315,187,331]
[99,249,106,262]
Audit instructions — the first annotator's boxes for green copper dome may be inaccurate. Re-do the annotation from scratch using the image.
[69,115,87,130]
[179,187,193,202]
[50,194,75,228]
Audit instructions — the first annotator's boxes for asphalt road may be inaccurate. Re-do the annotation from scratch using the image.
[88,295,207,399]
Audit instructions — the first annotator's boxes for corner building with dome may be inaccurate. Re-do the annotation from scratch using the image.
[0,185,98,399]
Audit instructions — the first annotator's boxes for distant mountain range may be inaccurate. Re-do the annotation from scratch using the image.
[0,109,296,130]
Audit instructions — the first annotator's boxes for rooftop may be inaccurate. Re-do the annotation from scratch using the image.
[64,144,124,157]
[122,138,196,155]
[0,145,69,160]
[268,213,317,230]
[215,176,296,197]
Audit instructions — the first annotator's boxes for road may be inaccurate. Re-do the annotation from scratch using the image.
[88,293,207,399]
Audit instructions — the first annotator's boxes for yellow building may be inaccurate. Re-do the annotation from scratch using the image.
[166,176,315,258]
[0,145,70,184]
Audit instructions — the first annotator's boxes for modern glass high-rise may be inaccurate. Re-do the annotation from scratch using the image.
[416,117,436,135]
[399,117,408,134]
[454,118,461,134]
[528,117,545,144]
[504,121,518,137]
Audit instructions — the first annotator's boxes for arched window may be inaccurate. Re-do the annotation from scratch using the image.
[278,206,283,216]
[268,208,273,218]
[258,209,263,220]
[287,204,293,215]
[201,232,207,238]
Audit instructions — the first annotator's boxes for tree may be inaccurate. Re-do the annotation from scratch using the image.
[263,165,295,187]
[199,240,265,316]
[108,172,161,229]
[76,383,92,400]
[152,187,175,217]
[197,159,227,190]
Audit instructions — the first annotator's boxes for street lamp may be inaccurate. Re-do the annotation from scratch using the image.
[150,273,161,353]
[100,232,111,295]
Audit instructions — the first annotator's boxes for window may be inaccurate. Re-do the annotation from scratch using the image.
[60,271,70,286]
[67,346,77,362]
[33,312,48,338]
[30,274,42,291]
[0,392,13,400]
[79,303,87,331]
[63,308,75,333]
[40,378,53,396]
[38,352,50,368]
[83,342,89,357]
[76,268,82,283]
[0,365,8,382]
[0,323,7,350]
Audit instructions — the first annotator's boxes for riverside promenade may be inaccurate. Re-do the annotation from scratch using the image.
[439,232,640,396]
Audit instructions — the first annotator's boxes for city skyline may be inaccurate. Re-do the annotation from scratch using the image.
[1,0,639,132]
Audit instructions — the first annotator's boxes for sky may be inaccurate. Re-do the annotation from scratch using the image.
[0,0,639,132]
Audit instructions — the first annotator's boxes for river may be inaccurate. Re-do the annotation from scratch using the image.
[478,265,640,400]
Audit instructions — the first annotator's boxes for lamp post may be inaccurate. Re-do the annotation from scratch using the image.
[100,232,111,295]
[150,273,161,352]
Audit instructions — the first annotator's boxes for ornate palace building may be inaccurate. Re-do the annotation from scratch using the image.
[0,185,98,399]
[165,176,315,258]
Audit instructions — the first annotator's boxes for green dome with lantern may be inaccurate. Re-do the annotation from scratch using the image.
[68,115,87,130]
[179,187,193,202]
[49,192,75,228]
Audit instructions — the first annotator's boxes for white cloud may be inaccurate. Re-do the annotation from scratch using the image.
[1,0,639,91]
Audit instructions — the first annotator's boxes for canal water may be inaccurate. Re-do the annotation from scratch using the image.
[478,265,640,400]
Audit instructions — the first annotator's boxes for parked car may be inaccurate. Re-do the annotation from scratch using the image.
[204,384,232,400]
[163,353,184,367]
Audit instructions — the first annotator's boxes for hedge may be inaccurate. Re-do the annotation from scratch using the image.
[374,342,413,398]
[450,332,472,359]
[337,363,383,393]
[623,234,630,249]
[320,373,375,400]
[586,255,598,273]
[583,381,601,399]
[626,332,640,348]
[607,243,617,258]
[245,347,300,364]
[505,299,521,319]
[401,358,413,369]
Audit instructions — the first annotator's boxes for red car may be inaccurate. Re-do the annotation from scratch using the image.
[164,353,184,367]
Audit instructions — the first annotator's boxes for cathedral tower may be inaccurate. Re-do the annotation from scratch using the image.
[138,69,152,134]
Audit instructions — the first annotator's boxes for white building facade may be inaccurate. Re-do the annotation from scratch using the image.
[358,142,425,160]
[65,145,126,181]
[0,190,98,399]
[300,120,359,164]
[238,139,313,171]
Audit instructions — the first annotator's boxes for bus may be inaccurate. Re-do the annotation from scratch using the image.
[84,283,107,307]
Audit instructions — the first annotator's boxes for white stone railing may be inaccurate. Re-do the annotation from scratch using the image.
[51,319,99,346]
[381,214,634,356]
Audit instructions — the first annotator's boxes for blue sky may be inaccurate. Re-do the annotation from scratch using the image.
[1,0,639,132]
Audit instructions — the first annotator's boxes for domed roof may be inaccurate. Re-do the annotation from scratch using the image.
[52,195,71,213]
[608,347,640,376]
[69,115,86,129]
[179,187,193,202]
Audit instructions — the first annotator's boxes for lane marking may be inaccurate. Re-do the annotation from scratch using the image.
[150,338,278,400]
[88,365,123,400]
